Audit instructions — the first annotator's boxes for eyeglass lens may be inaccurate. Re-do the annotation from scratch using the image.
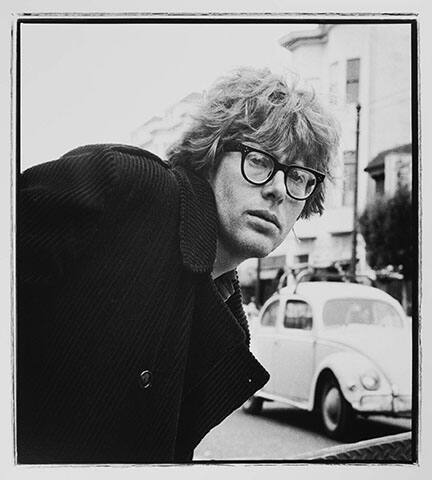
[243,151,317,199]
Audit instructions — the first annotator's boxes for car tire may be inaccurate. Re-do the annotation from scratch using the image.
[242,396,263,415]
[318,376,354,439]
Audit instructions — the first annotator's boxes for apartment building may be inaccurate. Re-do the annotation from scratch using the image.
[241,23,412,304]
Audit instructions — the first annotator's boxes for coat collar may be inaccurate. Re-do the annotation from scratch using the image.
[172,166,218,274]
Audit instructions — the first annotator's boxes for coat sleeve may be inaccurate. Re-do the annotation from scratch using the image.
[18,144,170,288]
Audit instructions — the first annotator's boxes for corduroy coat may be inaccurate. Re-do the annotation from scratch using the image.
[16,144,269,464]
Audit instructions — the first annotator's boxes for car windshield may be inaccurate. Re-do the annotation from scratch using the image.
[323,298,405,329]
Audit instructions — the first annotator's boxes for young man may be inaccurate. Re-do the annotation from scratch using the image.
[16,67,339,463]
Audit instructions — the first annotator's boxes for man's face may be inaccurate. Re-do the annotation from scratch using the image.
[210,143,306,262]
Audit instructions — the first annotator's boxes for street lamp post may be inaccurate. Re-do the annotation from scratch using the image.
[351,103,361,280]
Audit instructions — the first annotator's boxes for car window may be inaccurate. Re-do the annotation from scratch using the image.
[323,298,404,328]
[260,300,280,327]
[284,300,313,330]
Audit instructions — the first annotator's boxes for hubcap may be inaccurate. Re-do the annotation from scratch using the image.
[322,386,342,432]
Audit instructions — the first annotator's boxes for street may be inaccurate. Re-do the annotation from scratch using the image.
[194,402,411,461]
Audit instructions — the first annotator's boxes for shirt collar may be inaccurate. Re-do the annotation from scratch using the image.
[213,270,237,302]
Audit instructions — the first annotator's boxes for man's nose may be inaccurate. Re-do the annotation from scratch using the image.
[261,171,286,204]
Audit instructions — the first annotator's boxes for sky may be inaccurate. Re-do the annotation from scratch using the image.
[20,21,315,169]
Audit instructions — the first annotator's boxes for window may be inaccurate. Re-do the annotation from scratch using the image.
[330,232,352,262]
[329,62,338,105]
[260,301,279,327]
[295,238,315,260]
[342,150,356,206]
[375,173,385,197]
[295,254,309,265]
[396,157,412,190]
[284,301,313,330]
[346,58,360,104]
[323,299,404,329]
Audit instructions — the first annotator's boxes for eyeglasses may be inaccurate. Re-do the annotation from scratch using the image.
[223,141,325,201]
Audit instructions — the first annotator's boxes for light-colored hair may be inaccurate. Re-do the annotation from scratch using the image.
[167,67,340,219]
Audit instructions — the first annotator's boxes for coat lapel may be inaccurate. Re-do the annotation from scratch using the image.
[175,273,270,453]
[171,165,270,454]
[172,167,217,274]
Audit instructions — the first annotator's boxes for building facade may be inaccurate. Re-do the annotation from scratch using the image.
[364,143,412,198]
[241,23,412,306]
[129,25,412,308]
[131,92,202,159]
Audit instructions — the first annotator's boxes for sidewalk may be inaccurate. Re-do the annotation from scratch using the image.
[293,432,413,463]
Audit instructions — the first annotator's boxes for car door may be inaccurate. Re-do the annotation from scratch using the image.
[272,297,316,403]
[250,299,281,394]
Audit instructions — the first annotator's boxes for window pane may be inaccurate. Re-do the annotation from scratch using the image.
[346,82,359,104]
[346,58,360,104]
[323,298,404,328]
[284,300,313,330]
[295,254,309,264]
[375,176,385,197]
[261,300,279,327]
[346,58,360,81]
[342,150,356,206]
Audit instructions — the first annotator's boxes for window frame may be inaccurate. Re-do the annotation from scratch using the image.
[283,299,314,331]
[260,299,280,328]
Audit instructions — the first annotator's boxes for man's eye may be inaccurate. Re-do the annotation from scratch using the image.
[247,153,270,168]
[288,169,306,183]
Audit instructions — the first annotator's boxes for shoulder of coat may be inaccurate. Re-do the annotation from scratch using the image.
[62,143,169,170]
[108,144,169,169]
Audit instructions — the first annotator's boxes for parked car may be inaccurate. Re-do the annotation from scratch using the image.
[244,281,412,439]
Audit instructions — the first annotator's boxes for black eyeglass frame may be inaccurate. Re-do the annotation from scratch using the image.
[223,141,325,201]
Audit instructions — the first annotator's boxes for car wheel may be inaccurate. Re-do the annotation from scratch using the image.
[242,396,263,415]
[318,376,354,439]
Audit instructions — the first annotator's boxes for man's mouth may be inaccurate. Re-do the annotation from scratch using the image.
[247,210,281,230]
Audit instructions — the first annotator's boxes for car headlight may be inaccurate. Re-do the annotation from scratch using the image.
[360,370,380,390]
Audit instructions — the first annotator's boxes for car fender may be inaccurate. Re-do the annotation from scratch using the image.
[310,350,393,409]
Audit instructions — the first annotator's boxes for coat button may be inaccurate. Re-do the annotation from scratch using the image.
[139,370,152,389]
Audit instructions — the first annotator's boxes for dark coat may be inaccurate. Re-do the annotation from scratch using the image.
[16,144,269,464]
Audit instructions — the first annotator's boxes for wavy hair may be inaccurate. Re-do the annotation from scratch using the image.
[167,67,340,219]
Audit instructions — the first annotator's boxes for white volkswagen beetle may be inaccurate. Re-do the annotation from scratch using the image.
[245,281,412,439]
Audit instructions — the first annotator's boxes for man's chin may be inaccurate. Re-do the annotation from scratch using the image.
[241,236,277,259]
[220,229,280,262]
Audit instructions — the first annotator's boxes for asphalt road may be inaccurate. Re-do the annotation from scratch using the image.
[193,402,412,461]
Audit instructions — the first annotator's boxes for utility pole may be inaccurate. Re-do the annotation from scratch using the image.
[351,103,361,280]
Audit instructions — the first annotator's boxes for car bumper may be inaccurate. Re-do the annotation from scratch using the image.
[353,394,411,415]
[392,394,412,414]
